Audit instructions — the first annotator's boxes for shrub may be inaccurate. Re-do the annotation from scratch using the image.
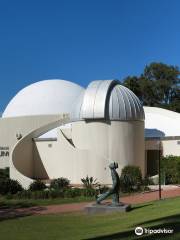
[49,189,64,198]
[120,165,142,192]
[83,188,97,197]
[15,190,32,199]
[6,193,13,199]
[71,188,83,196]
[0,167,9,180]
[64,188,78,198]
[120,174,134,193]
[0,179,23,195]
[14,189,65,199]
[30,190,50,199]
[50,178,70,190]
[81,176,98,189]
[63,187,97,198]
[141,176,154,187]
[98,185,110,194]
[161,155,180,184]
[8,187,98,200]
[29,180,46,191]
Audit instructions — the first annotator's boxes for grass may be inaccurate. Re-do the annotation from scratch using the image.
[0,195,95,208]
[0,191,138,209]
[0,196,179,240]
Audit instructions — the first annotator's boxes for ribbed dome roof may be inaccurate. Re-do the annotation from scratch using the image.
[109,84,144,120]
[79,80,144,121]
[3,79,144,122]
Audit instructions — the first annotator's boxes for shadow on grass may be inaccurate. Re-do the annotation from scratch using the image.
[0,201,46,221]
[0,200,37,209]
[84,214,180,240]
[135,213,180,227]
[130,203,153,211]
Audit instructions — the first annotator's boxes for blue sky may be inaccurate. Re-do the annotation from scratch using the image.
[0,0,180,112]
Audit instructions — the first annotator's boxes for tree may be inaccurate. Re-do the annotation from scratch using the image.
[143,62,180,105]
[123,75,158,106]
[123,76,142,99]
[123,62,180,112]
[138,76,158,106]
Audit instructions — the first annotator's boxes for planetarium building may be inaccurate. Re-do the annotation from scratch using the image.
[0,79,179,188]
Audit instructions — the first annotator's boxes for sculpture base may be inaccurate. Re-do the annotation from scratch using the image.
[85,202,131,214]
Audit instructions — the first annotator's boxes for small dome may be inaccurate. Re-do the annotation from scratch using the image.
[109,84,144,120]
[80,80,144,121]
[3,79,84,118]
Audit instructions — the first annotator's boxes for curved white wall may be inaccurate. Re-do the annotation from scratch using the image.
[144,107,180,137]
[72,121,145,179]
[11,114,70,188]
[34,120,145,185]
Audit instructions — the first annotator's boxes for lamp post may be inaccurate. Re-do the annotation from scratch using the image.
[158,139,162,200]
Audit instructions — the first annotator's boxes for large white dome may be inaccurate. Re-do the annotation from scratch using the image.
[3,79,85,118]
[144,107,180,137]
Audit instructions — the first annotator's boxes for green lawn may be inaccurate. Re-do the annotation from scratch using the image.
[0,195,95,208]
[0,192,136,208]
[0,197,179,240]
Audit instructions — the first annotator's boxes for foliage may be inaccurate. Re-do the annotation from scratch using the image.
[121,165,142,183]
[120,174,134,193]
[63,188,81,198]
[123,62,180,112]
[120,165,143,192]
[98,185,110,194]
[14,190,32,200]
[142,175,154,186]
[161,155,180,184]
[1,175,106,199]
[50,178,70,190]
[29,180,46,191]
[123,76,142,98]
[9,187,97,199]
[82,188,97,197]
[0,167,9,180]
[81,176,99,189]
[0,179,23,195]
[13,189,61,199]
[63,188,96,198]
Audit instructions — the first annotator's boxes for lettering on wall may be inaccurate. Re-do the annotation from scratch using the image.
[0,147,9,157]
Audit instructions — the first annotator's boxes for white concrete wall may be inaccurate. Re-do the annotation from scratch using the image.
[144,107,180,137]
[145,139,180,177]
[0,115,63,169]
[145,139,180,156]
[11,114,70,188]
[162,140,180,156]
[72,121,145,178]
[34,120,145,184]
[1,116,144,187]
[0,115,68,188]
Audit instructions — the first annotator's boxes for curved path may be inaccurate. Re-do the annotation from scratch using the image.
[36,187,180,215]
[1,187,180,219]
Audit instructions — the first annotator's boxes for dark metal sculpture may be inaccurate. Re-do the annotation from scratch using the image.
[96,162,120,206]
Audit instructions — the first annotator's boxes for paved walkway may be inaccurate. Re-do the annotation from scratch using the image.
[0,187,180,218]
